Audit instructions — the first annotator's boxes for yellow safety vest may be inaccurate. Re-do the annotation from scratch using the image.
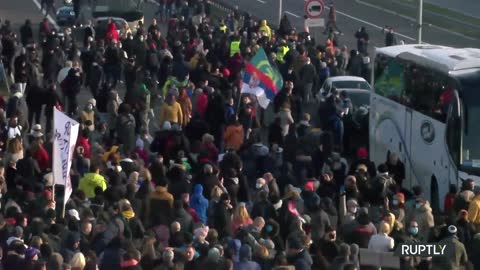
[276,46,290,62]
[219,24,228,33]
[230,41,241,57]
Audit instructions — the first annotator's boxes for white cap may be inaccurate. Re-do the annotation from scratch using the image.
[68,209,80,221]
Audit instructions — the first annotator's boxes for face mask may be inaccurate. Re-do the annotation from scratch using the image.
[408,227,419,235]
[87,105,93,111]
[415,203,422,209]
[392,199,399,206]
[256,183,262,189]
[349,207,357,214]
[115,166,122,172]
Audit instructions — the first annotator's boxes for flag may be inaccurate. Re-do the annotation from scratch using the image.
[53,107,80,208]
[241,48,283,109]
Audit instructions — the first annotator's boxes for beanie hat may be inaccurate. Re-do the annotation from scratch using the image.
[357,147,368,159]
[304,181,315,192]
[25,247,39,259]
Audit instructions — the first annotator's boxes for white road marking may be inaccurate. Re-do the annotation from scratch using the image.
[256,0,267,4]
[355,0,476,40]
[322,5,417,41]
[285,11,301,18]
[30,0,59,30]
[301,0,416,41]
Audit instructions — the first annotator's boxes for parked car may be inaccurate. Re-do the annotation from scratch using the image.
[94,17,127,40]
[319,76,371,109]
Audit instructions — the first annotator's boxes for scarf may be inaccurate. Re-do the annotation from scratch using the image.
[122,210,135,220]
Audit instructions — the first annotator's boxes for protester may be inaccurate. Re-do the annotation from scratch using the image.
[0,2,475,269]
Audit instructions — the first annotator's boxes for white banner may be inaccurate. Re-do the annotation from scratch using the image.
[53,107,80,206]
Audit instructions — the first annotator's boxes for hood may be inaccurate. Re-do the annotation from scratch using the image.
[108,22,117,32]
[193,184,204,195]
[239,244,252,261]
[460,190,475,202]
[260,20,268,27]
[350,243,359,257]
[228,239,242,259]
[65,231,81,249]
[418,202,432,213]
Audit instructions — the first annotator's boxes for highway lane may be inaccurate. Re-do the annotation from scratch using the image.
[220,0,479,49]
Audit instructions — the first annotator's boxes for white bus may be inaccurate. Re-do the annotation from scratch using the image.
[370,44,480,211]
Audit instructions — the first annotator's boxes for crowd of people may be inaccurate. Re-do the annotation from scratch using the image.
[0,0,477,269]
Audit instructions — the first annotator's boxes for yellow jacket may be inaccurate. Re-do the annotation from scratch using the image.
[159,102,183,126]
[78,173,107,198]
[468,195,480,224]
[258,20,272,40]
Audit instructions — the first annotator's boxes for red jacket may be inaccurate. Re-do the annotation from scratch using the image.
[444,193,456,213]
[196,92,208,118]
[105,22,120,43]
[76,136,91,159]
[34,145,50,172]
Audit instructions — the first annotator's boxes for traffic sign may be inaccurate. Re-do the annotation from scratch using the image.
[305,18,325,27]
[305,0,325,19]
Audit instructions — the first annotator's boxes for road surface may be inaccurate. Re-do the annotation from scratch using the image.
[217,0,479,48]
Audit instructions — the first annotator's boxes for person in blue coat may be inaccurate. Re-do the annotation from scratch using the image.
[190,184,209,224]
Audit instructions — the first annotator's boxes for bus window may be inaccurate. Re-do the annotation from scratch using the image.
[402,66,451,123]
[374,58,405,101]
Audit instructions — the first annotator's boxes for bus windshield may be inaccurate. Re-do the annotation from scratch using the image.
[459,74,480,169]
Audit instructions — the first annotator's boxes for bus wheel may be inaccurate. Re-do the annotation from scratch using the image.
[431,175,440,214]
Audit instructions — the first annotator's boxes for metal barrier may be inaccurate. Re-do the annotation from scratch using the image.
[359,248,401,269]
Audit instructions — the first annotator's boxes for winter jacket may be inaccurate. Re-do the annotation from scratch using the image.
[78,172,107,198]
[410,203,435,241]
[33,145,50,172]
[468,194,480,225]
[288,249,313,270]
[224,124,244,151]
[234,245,261,270]
[277,108,294,137]
[159,102,183,126]
[431,236,468,270]
[116,113,136,155]
[368,233,395,252]
[145,186,174,226]
[258,20,272,40]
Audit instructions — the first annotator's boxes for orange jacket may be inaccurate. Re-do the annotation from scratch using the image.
[224,124,244,151]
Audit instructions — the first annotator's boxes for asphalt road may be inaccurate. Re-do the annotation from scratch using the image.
[218,0,479,48]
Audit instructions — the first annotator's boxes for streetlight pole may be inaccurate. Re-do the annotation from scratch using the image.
[417,0,423,43]
[279,0,283,27]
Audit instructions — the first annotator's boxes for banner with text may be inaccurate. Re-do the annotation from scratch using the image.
[53,107,79,206]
